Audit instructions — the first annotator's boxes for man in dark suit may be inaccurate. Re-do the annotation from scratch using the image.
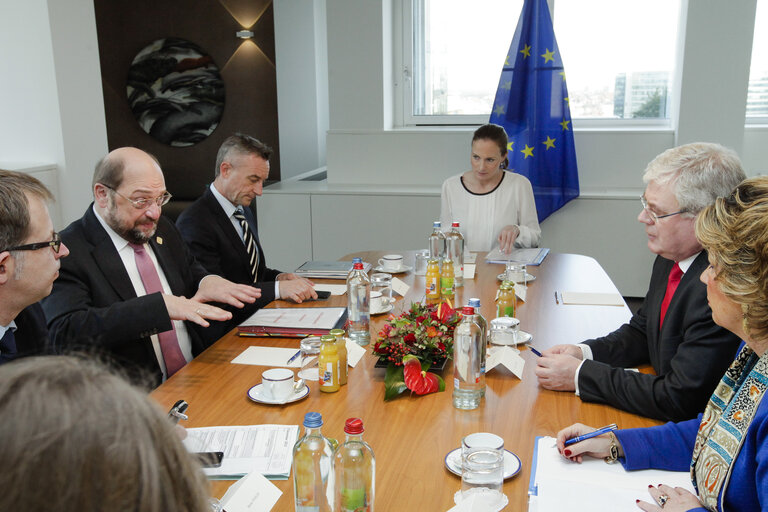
[0,170,69,363]
[176,134,316,325]
[535,143,746,421]
[42,148,261,384]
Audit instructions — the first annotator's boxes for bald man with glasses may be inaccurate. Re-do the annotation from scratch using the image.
[42,148,261,385]
[0,170,69,364]
[535,143,746,421]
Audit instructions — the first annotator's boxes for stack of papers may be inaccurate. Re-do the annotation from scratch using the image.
[560,292,624,306]
[184,424,299,480]
[486,248,549,265]
[237,307,347,337]
[294,260,372,279]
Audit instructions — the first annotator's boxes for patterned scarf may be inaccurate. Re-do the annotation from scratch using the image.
[690,344,768,510]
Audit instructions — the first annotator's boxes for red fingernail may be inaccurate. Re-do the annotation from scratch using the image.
[648,484,654,488]
[636,499,640,503]
[564,449,572,456]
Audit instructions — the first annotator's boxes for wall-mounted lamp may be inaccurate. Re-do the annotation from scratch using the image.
[236,30,254,39]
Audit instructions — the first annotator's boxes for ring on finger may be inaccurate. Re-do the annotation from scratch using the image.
[195,309,202,315]
[657,494,670,507]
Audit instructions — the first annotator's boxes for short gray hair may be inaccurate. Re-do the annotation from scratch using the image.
[643,142,746,215]
[214,133,272,177]
[0,170,53,252]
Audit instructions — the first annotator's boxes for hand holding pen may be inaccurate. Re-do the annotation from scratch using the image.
[555,422,622,463]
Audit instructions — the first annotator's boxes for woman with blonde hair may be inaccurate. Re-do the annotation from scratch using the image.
[0,355,213,511]
[555,176,768,511]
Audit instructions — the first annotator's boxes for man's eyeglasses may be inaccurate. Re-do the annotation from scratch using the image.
[640,196,686,223]
[102,184,172,210]
[1,232,62,254]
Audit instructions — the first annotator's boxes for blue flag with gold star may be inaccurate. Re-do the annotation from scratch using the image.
[489,0,579,221]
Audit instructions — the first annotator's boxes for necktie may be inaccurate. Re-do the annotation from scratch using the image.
[128,243,186,377]
[233,209,260,283]
[0,328,17,363]
[659,263,683,329]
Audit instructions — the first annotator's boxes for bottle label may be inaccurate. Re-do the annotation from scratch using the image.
[440,277,454,295]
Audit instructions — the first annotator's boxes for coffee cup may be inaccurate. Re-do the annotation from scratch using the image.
[261,368,299,400]
[378,254,404,271]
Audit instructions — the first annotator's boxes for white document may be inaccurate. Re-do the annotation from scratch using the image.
[561,292,624,306]
[221,470,282,512]
[231,346,302,368]
[391,277,410,297]
[345,339,367,367]
[486,346,525,379]
[463,263,476,279]
[486,247,548,265]
[184,424,299,479]
[313,284,347,295]
[239,307,345,329]
[529,436,694,512]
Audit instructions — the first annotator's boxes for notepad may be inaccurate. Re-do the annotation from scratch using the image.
[560,292,624,306]
[528,436,693,512]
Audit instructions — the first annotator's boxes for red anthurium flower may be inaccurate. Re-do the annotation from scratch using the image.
[402,355,444,395]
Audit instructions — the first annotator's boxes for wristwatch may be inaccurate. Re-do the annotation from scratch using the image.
[604,431,619,464]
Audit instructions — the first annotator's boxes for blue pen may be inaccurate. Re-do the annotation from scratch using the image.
[564,423,618,446]
[286,350,302,365]
[528,346,543,357]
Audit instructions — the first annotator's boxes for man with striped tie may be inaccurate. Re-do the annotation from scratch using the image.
[177,133,317,329]
[534,143,745,421]
[43,148,261,384]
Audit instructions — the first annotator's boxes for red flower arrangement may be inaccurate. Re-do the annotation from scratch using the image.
[372,301,463,400]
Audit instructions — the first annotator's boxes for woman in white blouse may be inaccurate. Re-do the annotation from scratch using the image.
[440,124,541,252]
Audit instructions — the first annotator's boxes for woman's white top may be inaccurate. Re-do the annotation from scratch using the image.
[440,171,541,251]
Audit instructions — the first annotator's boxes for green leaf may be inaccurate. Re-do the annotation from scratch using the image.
[383,363,408,401]
[435,373,445,392]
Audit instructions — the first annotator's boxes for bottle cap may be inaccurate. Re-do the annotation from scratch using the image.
[329,329,345,338]
[303,412,323,428]
[352,257,362,263]
[321,334,336,343]
[344,417,364,434]
[452,221,460,227]
[468,298,481,308]
[353,262,364,269]
[433,221,441,228]
[462,306,475,315]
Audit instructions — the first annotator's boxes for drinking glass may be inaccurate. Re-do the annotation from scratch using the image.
[370,273,393,306]
[460,433,505,508]
[298,336,322,381]
[414,249,430,275]
[505,262,527,286]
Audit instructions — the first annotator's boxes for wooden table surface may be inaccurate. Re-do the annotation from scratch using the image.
[150,251,662,511]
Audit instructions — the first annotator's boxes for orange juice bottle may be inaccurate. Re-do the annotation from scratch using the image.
[425,258,441,304]
[318,335,340,392]
[330,328,348,385]
[496,281,516,318]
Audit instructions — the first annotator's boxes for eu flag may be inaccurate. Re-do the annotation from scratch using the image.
[489,0,579,222]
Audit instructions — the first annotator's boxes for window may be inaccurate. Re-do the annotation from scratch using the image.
[402,0,681,125]
[747,0,768,121]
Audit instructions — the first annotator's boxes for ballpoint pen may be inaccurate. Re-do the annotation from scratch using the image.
[554,291,559,304]
[528,345,543,357]
[286,349,302,365]
[564,423,618,446]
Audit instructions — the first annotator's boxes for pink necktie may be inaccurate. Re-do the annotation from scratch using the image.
[659,263,683,330]
[128,243,186,377]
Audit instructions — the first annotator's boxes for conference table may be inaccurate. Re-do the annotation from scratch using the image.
[151,251,662,511]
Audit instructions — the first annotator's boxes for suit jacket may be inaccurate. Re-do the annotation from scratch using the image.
[42,205,211,385]
[0,303,51,364]
[176,187,281,331]
[578,252,741,421]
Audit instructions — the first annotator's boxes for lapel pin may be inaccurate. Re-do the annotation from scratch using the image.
[156,236,163,245]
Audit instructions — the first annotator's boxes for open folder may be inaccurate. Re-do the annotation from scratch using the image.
[237,307,347,337]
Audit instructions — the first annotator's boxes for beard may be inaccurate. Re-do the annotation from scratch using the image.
[105,206,157,245]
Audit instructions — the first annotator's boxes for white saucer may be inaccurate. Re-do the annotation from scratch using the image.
[444,448,521,480]
[491,330,532,346]
[371,302,394,315]
[373,265,413,274]
[496,272,536,283]
[247,383,309,405]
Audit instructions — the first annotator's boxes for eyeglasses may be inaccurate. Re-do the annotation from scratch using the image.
[640,196,686,223]
[102,184,172,210]
[1,232,62,254]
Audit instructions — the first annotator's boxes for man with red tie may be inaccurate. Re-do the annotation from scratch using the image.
[0,171,69,364]
[535,143,745,421]
[42,148,261,385]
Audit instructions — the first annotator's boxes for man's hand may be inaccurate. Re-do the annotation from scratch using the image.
[534,353,582,391]
[277,273,317,303]
[498,225,520,254]
[162,294,232,327]
[194,275,261,308]
[542,344,584,358]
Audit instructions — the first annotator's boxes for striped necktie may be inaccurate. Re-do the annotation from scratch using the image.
[233,208,260,283]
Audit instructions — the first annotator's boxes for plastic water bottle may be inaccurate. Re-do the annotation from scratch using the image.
[293,412,334,512]
[453,306,486,410]
[446,222,465,287]
[347,258,370,346]
[333,418,375,512]
[428,221,446,261]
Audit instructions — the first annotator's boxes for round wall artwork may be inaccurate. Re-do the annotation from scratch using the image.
[126,38,225,147]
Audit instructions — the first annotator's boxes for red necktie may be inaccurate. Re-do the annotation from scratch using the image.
[659,263,683,329]
[128,243,186,377]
